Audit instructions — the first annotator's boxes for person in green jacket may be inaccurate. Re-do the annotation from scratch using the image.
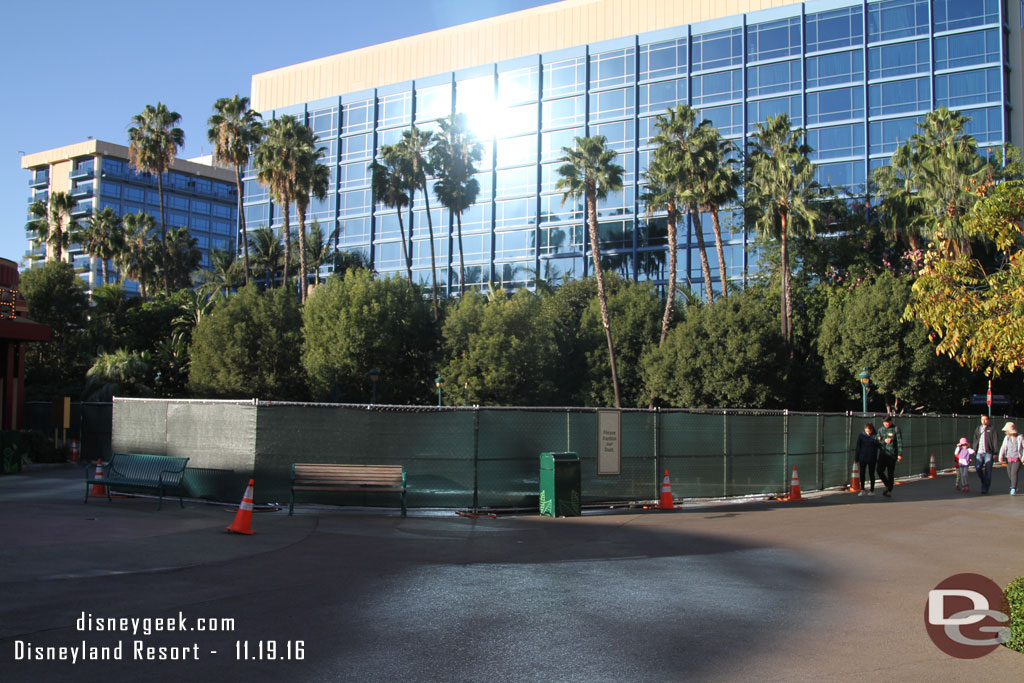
[877,415,903,497]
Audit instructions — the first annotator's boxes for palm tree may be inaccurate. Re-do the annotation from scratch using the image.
[195,249,244,298]
[127,102,184,293]
[650,105,717,302]
[28,191,79,263]
[248,226,284,288]
[691,127,740,298]
[304,219,340,287]
[395,126,441,319]
[294,137,330,303]
[642,147,685,348]
[370,148,413,282]
[79,207,123,286]
[120,212,157,298]
[430,114,483,295]
[556,135,625,408]
[746,114,819,350]
[208,95,264,285]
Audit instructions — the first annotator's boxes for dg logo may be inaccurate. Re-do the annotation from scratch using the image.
[925,573,1011,658]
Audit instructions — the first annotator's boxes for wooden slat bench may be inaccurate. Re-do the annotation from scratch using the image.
[85,453,190,510]
[289,464,406,517]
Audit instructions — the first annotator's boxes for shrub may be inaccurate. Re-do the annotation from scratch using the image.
[1006,575,1024,653]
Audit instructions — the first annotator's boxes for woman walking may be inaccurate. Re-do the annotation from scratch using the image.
[855,423,880,496]
[998,422,1022,495]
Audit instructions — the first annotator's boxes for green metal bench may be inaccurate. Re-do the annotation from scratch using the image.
[289,463,407,517]
[85,453,190,510]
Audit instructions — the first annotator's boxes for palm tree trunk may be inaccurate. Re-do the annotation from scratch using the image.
[398,211,413,283]
[424,191,439,320]
[659,207,678,348]
[780,211,791,349]
[237,165,250,286]
[456,213,466,296]
[709,207,729,298]
[101,258,109,285]
[588,189,621,409]
[297,204,308,303]
[157,173,169,293]
[281,200,291,288]
[691,209,714,303]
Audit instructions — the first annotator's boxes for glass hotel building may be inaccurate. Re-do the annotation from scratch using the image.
[248,0,1021,293]
[21,140,239,291]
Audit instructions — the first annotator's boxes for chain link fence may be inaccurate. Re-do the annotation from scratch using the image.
[103,398,1015,509]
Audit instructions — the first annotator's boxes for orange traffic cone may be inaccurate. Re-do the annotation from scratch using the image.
[928,453,937,478]
[227,479,255,535]
[659,469,675,510]
[850,461,862,492]
[788,465,803,502]
[89,459,107,498]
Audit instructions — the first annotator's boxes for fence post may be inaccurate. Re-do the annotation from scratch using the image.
[817,414,824,492]
[722,410,728,498]
[654,408,660,501]
[472,407,480,514]
[783,409,790,493]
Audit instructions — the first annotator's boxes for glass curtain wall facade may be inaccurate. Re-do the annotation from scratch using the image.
[25,148,238,291]
[245,0,1011,295]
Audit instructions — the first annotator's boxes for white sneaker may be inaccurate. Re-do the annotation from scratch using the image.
[867,491,874,496]
[857,491,865,497]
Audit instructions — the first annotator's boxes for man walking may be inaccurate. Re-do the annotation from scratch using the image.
[973,414,998,494]
[877,415,903,497]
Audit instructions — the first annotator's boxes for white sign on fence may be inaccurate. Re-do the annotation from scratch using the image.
[597,410,621,475]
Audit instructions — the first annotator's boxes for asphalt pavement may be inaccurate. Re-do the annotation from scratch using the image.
[0,463,1020,682]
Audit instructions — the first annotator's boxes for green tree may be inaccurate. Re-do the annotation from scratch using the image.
[820,271,969,413]
[395,126,442,319]
[20,261,90,397]
[156,227,200,292]
[294,135,330,303]
[84,349,154,400]
[691,126,740,299]
[28,191,79,264]
[304,220,342,288]
[643,286,788,408]
[746,114,819,350]
[301,269,437,404]
[247,226,284,288]
[579,278,662,408]
[873,108,1022,258]
[370,147,413,281]
[83,207,124,285]
[642,121,686,347]
[119,212,157,298]
[254,115,307,288]
[557,135,625,408]
[441,290,559,406]
[189,285,305,399]
[541,278,599,405]
[208,95,264,285]
[195,249,245,299]
[431,114,483,295]
[905,180,1024,375]
[128,102,184,293]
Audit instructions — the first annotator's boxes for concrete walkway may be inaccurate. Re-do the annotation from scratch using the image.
[0,463,1020,681]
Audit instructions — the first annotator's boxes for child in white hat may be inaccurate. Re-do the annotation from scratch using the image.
[954,437,974,491]
[998,422,1021,495]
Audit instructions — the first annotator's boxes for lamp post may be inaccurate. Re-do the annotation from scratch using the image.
[858,368,870,413]
[464,381,469,406]
[369,366,380,405]
[435,374,444,407]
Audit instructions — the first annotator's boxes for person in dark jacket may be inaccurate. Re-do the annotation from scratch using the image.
[973,414,998,494]
[877,415,902,497]
[855,422,880,496]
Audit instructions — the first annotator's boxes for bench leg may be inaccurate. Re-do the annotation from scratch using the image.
[401,489,407,518]
[288,490,294,516]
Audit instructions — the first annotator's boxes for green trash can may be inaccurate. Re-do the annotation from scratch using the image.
[540,452,580,517]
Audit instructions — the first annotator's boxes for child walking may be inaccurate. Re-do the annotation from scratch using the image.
[998,422,1022,495]
[954,438,974,492]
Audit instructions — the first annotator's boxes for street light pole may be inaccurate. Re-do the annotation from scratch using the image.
[435,374,443,407]
[369,366,380,405]
[858,368,870,414]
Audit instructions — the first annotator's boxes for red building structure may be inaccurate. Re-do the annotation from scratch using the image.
[0,259,50,430]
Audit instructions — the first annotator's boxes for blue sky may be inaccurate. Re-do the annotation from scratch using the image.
[1,0,558,269]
